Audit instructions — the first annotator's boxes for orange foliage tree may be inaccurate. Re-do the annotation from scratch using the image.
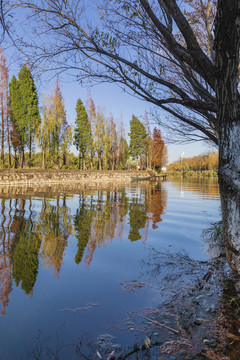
[0,49,9,165]
[152,127,165,170]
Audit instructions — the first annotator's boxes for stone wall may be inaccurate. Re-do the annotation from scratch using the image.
[0,169,150,185]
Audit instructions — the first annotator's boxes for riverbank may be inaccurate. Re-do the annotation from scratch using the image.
[168,170,218,178]
[0,169,151,185]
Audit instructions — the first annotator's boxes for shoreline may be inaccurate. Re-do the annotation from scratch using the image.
[0,169,151,185]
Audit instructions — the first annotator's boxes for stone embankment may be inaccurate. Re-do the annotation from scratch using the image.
[0,169,150,185]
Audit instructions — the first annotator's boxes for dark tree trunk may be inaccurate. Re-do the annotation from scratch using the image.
[63,152,66,166]
[78,153,81,170]
[215,0,240,272]
[29,135,32,168]
[20,148,24,169]
[14,150,17,169]
[7,120,11,167]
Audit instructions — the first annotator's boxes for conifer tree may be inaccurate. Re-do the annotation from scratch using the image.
[129,115,148,169]
[152,127,165,170]
[74,98,92,170]
[18,65,40,166]
[86,93,96,169]
[9,75,26,168]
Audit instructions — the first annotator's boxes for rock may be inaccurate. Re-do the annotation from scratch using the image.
[96,334,121,354]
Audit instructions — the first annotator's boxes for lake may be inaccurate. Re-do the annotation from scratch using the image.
[0,178,221,359]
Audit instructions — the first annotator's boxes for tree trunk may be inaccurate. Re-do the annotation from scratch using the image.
[215,0,240,272]
[98,154,102,170]
[1,104,4,165]
[42,145,45,169]
[20,148,24,168]
[82,153,85,170]
[29,135,32,168]
[63,152,66,166]
[14,150,17,169]
[7,119,11,167]
[78,153,81,170]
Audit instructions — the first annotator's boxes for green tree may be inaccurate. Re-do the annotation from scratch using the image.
[62,125,72,167]
[129,115,148,169]
[9,75,26,168]
[18,65,40,166]
[86,93,96,169]
[74,98,92,170]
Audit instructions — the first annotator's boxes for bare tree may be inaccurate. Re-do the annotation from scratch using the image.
[9,0,217,144]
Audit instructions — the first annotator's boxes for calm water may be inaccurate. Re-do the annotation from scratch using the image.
[0,178,220,359]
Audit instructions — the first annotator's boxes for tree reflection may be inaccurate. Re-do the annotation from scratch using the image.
[37,195,74,276]
[12,218,41,295]
[74,196,93,264]
[128,198,147,241]
[83,190,129,267]
[0,183,168,313]
[0,199,15,314]
[146,184,168,229]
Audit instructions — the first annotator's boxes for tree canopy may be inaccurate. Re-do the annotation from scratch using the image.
[129,115,148,164]
[74,98,92,170]
[18,65,40,162]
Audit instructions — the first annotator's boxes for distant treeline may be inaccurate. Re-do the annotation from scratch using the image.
[0,49,167,170]
[167,152,218,172]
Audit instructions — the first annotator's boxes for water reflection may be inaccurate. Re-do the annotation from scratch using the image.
[0,182,168,314]
[169,176,220,199]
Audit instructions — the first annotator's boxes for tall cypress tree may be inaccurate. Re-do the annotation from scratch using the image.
[18,65,40,165]
[74,98,92,170]
[129,115,148,169]
[9,75,26,168]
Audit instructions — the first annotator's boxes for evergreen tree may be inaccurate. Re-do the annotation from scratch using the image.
[18,65,40,166]
[86,93,96,169]
[129,115,148,169]
[74,98,92,170]
[9,75,26,168]
[61,125,72,166]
